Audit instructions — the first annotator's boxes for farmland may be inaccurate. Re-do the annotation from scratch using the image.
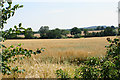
[2,36,116,78]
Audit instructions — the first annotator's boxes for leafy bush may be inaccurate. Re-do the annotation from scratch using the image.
[0,1,44,77]
[56,37,120,79]
[1,43,44,75]
[56,69,70,78]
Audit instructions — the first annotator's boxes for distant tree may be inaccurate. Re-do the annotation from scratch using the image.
[100,31,104,36]
[46,30,54,39]
[74,33,81,38]
[71,27,81,35]
[61,30,70,36]
[104,27,116,36]
[83,29,88,36]
[96,32,101,37]
[46,28,62,39]
[111,25,115,29]
[39,26,49,38]
[53,28,62,39]
[96,26,101,30]
[24,28,34,39]
[101,26,104,30]
[80,28,84,31]
[92,32,96,37]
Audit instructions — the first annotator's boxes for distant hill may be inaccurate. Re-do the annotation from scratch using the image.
[54,25,111,31]
[84,26,107,29]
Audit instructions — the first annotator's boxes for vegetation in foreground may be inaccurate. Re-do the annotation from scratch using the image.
[56,37,120,79]
[1,0,43,78]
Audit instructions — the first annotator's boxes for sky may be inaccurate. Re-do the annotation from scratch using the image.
[4,0,120,31]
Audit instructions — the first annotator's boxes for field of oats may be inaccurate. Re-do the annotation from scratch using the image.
[2,36,116,78]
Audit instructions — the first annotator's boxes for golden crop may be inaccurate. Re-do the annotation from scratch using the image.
[2,36,116,78]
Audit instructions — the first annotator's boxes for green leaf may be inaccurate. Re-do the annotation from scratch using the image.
[10,45,14,48]
[19,23,22,27]
[2,44,6,48]
[19,5,23,8]
[12,12,15,16]
[18,43,22,46]
[14,25,17,29]
[8,2,12,5]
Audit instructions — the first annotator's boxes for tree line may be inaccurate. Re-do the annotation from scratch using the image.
[3,25,117,39]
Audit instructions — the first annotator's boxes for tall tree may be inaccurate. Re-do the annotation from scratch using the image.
[83,29,88,36]
[71,27,81,35]
[104,27,116,36]
[46,28,62,39]
[39,26,49,38]
[24,28,34,39]
[101,26,104,30]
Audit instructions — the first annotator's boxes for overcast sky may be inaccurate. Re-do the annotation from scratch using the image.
[4,0,119,31]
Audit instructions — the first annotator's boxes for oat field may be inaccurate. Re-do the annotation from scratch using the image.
[2,36,116,78]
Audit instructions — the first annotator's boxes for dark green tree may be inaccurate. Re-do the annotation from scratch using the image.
[96,26,101,30]
[101,26,105,30]
[74,34,81,38]
[71,27,81,35]
[83,29,88,36]
[80,28,84,31]
[61,29,70,36]
[111,25,115,29]
[46,28,62,39]
[104,27,116,36]
[24,28,34,39]
[92,32,96,37]
[39,26,49,38]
